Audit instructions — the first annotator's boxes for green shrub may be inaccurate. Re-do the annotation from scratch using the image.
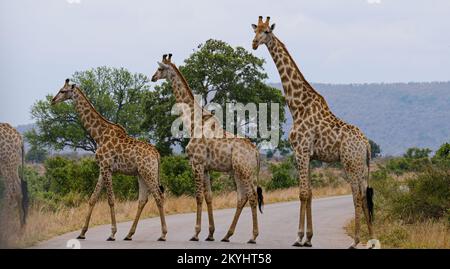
[160,155,195,196]
[211,172,235,194]
[392,166,450,221]
[266,159,297,190]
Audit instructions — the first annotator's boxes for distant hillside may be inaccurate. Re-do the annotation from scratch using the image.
[272,82,450,156]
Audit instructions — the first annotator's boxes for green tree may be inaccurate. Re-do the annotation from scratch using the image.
[369,139,381,159]
[26,67,150,153]
[404,147,432,159]
[434,142,450,160]
[142,39,287,153]
[25,144,48,163]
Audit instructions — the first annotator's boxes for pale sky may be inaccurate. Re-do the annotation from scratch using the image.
[1,0,449,125]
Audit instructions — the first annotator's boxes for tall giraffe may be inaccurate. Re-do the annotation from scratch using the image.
[151,54,264,243]
[252,16,375,248]
[51,79,167,241]
[0,123,28,227]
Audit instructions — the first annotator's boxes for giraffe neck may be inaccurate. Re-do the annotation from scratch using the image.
[265,36,331,119]
[167,66,225,138]
[72,88,123,144]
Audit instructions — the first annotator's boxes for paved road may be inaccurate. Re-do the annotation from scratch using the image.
[33,195,354,249]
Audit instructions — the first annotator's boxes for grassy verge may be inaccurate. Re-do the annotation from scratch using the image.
[5,185,350,248]
[345,218,449,249]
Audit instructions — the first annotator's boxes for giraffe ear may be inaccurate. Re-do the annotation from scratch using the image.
[270,23,276,31]
[158,62,169,69]
[251,24,257,30]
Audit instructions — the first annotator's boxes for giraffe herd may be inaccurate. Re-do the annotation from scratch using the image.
[0,17,377,249]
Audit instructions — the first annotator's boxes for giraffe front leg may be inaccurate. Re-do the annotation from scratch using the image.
[303,195,313,247]
[190,164,204,241]
[103,170,117,241]
[203,171,215,241]
[78,174,104,240]
[292,148,311,247]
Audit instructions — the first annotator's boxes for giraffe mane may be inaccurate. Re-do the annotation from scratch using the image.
[169,63,196,101]
[274,37,330,109]
[74,86,127,134]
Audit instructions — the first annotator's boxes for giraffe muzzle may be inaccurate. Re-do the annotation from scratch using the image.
[252,41,259,50]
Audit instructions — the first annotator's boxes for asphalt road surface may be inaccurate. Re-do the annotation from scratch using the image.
[33,195,355,249]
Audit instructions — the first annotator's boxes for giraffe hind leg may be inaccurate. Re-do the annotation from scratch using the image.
[124,177,149,240]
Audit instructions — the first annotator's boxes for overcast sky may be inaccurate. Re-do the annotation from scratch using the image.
[1,0,449,126]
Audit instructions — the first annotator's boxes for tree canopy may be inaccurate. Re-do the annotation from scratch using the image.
[26,67,149,153]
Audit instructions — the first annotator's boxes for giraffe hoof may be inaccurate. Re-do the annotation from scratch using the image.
[247,239,256,244]
[348,245,357,249]
[123,237,132,241]
[205,237,215,241]
[189,236,199,242]
[157,237,166,242]
[221,238,230,242]
[303,241,312,247]
[106,237,115,241]
[292,241,303,247]
[76,235,85,240]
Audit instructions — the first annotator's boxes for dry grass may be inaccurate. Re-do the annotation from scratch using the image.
[345,217,450,249]
[1,185,350,248]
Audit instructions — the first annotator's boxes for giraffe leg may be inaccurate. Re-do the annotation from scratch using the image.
[153,186,168,241]
[103,170,117,241]
[124,178,149,240]
[190,164,204,241]
[349,184,362,248]
[247,188,259,244]
[221,194,248,242]
[361,189,374,240]
[303,195,313,247]
[203,171,215,241]
[78,174,104,239]
[292,148,311,247]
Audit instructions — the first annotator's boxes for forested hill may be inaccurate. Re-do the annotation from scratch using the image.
[272,82,450,156]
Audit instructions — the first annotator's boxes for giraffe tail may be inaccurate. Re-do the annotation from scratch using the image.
[366,144,374,223]
[20,141,29,226]
[255,150,264,213]
[157,156,164,194]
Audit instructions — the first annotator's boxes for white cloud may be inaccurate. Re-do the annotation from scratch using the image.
[66,0,81,4]
[367,0,381,4]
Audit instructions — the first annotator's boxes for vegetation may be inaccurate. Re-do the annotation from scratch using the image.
[346,143,450,248]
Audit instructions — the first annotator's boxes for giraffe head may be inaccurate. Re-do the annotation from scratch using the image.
[151,54,175,82]
[251,16,276,50]
[51,79,76,105]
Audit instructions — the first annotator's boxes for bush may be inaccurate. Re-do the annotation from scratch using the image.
[266,158,297,190]
[391,166,450,221]
[160,155,195,196]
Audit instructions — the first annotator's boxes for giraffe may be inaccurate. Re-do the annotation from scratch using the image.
[251,16,375,248]
[151,54,264,243]
[51,79,167,241]
[0,123,28,228]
